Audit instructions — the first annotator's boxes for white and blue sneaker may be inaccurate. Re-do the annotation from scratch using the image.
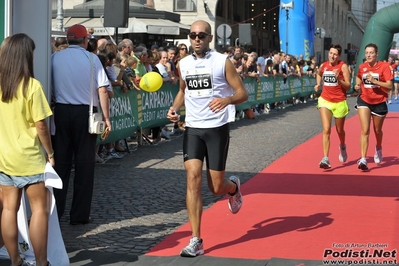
[357,158,368,171]
[319,157,331,169]
[108,149,123,159]
[180,237,204,257]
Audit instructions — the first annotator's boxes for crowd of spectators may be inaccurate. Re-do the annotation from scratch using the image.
[51,29,325,164]
[52,32,192,163]
[220,46,320,116]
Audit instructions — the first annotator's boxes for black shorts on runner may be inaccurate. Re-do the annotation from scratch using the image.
[355,96,388,117]
[183,123,230,171]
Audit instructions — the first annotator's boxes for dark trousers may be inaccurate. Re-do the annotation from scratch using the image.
[53,103,97,222]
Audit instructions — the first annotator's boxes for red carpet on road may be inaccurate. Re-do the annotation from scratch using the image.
[147,113,399,262]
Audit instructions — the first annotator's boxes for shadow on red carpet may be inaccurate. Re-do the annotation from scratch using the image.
[146,114,399,262]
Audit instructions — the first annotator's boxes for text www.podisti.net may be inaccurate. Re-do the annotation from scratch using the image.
[323,247,397,265]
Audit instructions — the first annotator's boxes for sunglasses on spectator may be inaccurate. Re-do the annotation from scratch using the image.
[180,47,187,50]
[188,32,210,40]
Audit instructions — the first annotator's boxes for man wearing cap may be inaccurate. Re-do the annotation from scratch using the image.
[51,24,111,225]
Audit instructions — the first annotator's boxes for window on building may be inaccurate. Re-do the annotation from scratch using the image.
[174,0,197,12]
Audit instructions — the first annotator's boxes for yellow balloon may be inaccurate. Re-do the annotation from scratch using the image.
[139,72,163,92]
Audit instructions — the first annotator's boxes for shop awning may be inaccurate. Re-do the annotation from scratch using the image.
[52,17,190,36]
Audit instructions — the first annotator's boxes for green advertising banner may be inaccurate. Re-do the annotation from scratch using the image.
[99,83,185,144]
[257,78,275,104]
[98,88,139,144]
[300,75,317,97]
[99,75,316,144]
[138,82,179,129]
[236,75,316,110]
[274,77,293,103]
[0,2,4,43]
[238,79,258,110]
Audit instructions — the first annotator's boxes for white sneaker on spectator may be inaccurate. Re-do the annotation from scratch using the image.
[108,148,123,159]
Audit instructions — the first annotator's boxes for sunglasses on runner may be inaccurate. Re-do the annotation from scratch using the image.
[188,32,210,40]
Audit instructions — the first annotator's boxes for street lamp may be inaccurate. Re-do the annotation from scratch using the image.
[281,1,294,54]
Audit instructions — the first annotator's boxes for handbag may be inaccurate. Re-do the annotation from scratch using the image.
[88,53,105,134]
[89,112,105,134]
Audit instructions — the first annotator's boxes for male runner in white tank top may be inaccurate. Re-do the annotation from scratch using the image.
[167,20,248,258]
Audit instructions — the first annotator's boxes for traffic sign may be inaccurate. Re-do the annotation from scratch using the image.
[216,24,232,39]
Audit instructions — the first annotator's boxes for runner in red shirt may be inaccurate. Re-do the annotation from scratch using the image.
[354,43,393,170]
[314,44,351,169]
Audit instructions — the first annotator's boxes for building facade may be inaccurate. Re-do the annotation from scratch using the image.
[313,0,376,64]
[55,0,371,61]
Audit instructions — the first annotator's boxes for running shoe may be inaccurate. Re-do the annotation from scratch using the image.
[228,176,243,214]
[374,147,383,164]
[338,145,348,163]
[357,158,368,171]
[180,237,204,257]
[319,157,331,169]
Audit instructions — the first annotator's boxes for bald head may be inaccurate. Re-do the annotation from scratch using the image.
[189,20,213,58]
[190,20,212,35]
[97,38,108,48]
[96,38,109,54]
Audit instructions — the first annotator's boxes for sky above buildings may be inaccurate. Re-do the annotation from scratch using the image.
[377,0,398,10]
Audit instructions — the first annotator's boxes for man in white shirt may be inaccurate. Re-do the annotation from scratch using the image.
[52,24,111,225]
[256,49,270,76]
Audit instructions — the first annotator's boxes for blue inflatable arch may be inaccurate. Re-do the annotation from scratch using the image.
[278,0,315,60]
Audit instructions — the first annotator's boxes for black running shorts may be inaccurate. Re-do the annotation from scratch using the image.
[355,96,388,117]
[183,123,230,171]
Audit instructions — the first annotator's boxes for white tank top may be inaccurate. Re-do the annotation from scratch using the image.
[179,50,236,128]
